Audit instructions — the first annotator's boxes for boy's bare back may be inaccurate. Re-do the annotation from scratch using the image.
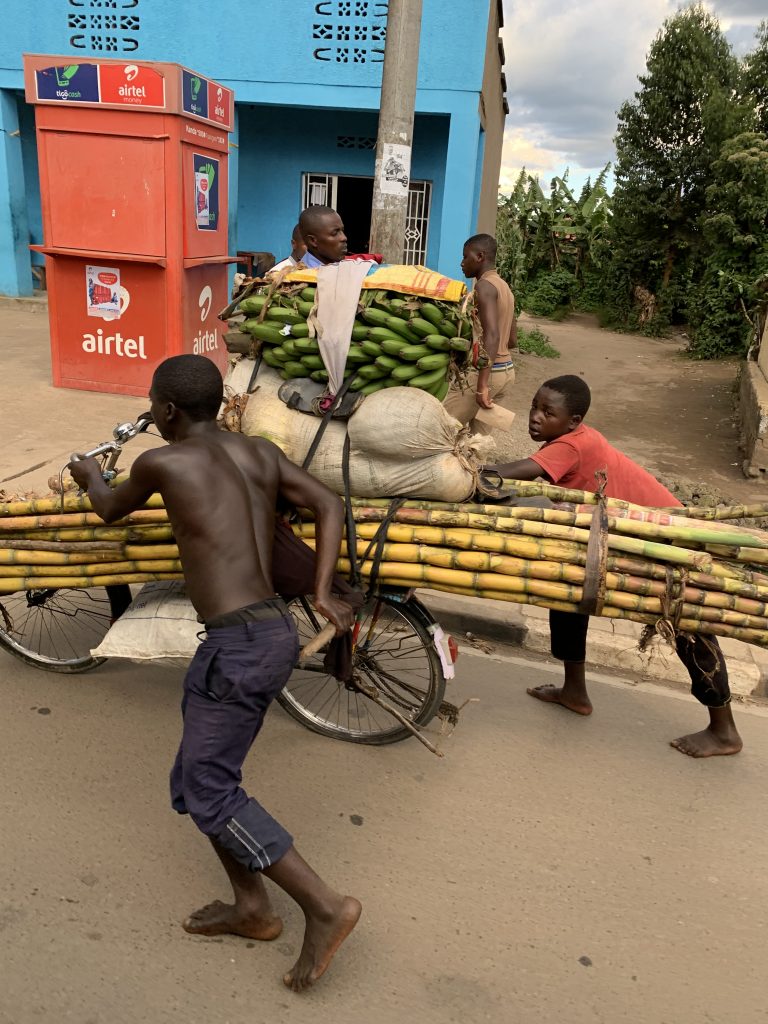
[135,433,285,621]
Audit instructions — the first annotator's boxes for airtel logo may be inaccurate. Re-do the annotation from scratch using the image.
[199,286,213,322]
[124,64,139,81]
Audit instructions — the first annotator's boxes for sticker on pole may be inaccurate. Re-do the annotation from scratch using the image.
[378,143,412,198]
[86,266,122,320]
[193,154,219,231]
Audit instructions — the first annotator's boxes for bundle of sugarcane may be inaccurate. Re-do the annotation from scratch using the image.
[225,282,472,400]
[292,495,768,649]
[0,493,179,594]
[3,488,768,650]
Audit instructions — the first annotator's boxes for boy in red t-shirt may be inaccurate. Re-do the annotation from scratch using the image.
[488,374,742,758]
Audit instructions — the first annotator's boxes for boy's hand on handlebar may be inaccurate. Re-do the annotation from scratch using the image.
[314,594,355,636]
[68,456,101,489]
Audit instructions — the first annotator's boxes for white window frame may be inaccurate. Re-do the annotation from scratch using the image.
[301,172,432,264]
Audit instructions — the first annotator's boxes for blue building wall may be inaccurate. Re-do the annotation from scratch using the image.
[0,1,488,96]
[236,106,448,268]
[0,0,498,294]
[17,96,43,266]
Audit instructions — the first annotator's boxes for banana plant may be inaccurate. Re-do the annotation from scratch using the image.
[497,164,612,285]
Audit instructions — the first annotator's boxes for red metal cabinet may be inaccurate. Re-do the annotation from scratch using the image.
[24,55,235,396]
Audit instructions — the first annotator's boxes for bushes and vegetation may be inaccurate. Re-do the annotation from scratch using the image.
[497,6,768,358]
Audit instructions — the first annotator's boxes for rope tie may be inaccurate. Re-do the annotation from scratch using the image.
[577,474,609,615]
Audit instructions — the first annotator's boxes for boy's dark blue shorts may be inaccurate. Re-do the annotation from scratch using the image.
[170,597,299,871]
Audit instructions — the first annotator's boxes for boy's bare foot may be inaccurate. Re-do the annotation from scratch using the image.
[527,684,593,716]
[183,900,283,940]
[670,728,743,758]
[283,896,362,993]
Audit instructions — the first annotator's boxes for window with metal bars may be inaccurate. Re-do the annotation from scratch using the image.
[67,0,140,51]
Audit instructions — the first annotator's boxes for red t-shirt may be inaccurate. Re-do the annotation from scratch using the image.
[530,424,681,508]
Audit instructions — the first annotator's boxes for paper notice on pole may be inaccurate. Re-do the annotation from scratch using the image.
[85,265,121,320]
[378,143,412,197]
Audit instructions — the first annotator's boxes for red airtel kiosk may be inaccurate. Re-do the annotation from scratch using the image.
[23,54,235,396]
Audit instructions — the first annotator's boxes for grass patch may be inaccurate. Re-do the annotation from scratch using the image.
[517,326,560,359]
[547,304,571,322]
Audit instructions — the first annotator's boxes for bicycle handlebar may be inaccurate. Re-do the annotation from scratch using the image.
[69,413,154,477]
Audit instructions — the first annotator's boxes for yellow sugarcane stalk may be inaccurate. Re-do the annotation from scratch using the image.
[332,537,768,617]
[297,520,768,591]
[123,544,180,560]
[0,559,182,579]
[0,492,165,518]
[5,525,175,543]
[0,548,123,566]
[0,509,169,533]
[0,572,182,594]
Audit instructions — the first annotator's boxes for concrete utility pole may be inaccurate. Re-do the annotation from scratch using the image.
[369,0,423,264]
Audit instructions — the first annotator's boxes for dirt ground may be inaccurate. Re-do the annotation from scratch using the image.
[490,312,761,505]
[0,304,762,508]
[3,307,768,1024]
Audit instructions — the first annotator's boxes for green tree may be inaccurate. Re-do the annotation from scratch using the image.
[611,4,749,329]
[496,166,612,315]
[687,132,768,358]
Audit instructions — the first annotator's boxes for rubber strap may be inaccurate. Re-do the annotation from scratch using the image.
[301,376,354,473]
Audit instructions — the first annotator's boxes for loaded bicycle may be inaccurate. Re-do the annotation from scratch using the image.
[0,416,456,750]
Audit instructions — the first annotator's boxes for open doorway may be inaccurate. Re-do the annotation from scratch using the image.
[336,176,373,255]
[301,172,431,263]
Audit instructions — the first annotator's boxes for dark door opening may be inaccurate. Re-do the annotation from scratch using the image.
[335,175,374,255]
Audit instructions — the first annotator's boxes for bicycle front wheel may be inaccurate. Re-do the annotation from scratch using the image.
[0,585,131,674]
[278,593,445,745]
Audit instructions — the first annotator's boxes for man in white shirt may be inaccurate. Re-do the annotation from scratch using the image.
[271,224,307,274]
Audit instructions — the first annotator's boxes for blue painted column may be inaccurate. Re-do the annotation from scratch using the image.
[471,126,486,231]
[227,103,240,290]
[0,89,33,296]
[436,95,481,277]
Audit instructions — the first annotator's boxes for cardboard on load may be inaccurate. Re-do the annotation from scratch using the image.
[474,404,516,431]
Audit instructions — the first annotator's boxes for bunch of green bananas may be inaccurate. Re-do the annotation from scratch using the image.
[237,286,472,400]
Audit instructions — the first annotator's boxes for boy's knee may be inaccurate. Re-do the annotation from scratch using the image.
[173,760,243,836]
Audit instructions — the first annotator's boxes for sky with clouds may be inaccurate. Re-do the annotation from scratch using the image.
[499,0,766,194]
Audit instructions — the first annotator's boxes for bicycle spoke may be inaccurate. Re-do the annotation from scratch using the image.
[279,594,442,742]
[0,587,117,670]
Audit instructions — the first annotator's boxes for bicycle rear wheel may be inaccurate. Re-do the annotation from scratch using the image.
[0,584,132,673]
[278,593,445,745]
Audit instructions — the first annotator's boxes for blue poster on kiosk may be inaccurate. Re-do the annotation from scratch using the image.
[193,153,219,231]
[36,63,100,103]
[182,69,208,119]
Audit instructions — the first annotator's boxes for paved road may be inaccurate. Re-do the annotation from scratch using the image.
[1,642,767,1024]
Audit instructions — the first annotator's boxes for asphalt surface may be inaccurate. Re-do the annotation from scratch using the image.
[2,641,768,1024]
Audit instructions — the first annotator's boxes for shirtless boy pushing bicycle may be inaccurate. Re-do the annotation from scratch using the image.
[69,354,361,992]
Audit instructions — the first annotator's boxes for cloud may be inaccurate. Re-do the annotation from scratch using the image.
[498,0,764,193]
[498,129,568,191]
[706,0,766,18]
